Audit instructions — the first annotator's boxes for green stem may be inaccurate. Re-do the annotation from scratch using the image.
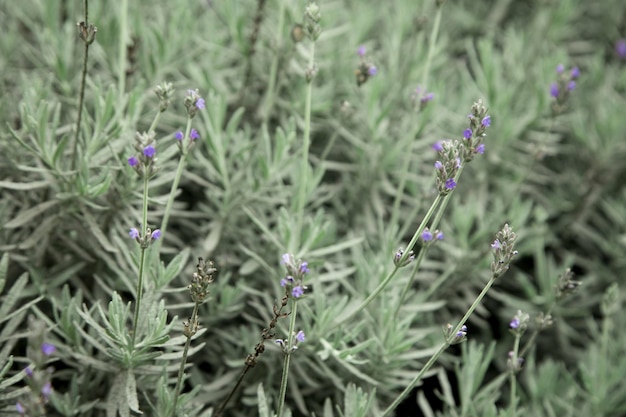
[73,0,90,171]
[260,0,287,122]
[293,41,316,252]
[171,302,200,417]
[393,246,428,319]
[276,299,299,417]
[421,3,443,89]
[130,174,150,347]
[118,0,128,95]
[509,333,521,417]
[331,194,442,330]
[381,274,498,417]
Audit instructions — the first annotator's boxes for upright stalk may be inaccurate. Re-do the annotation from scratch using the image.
[260,0,287,122]
[118,0,128,95]
[130,174,150,347]
[276,299,299,417]
[421,2,444,89]
[171,302,200,417]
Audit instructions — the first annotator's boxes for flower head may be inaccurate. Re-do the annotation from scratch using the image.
[368,66,378,76]
[296,330,305,342]
[143,145,156,158]
[463,129,472,139]
[129,228,140,239]
[570,66,580,79]
[445,178,457,190]
[196,98,205,109]
[476,144,485,154]
[151,229,162,240]
[292,286,304,298]
[481,115,491,127]
[422,230,433,242]
[433,141,443,152]
[41,343,56,356]
[175,131,184,141]
[127,156,139,167]
[190,129,200,140]
[556,64,564,74]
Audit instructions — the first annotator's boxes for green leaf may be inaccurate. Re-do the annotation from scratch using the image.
[3,200,59,229]
[0,253,7,294]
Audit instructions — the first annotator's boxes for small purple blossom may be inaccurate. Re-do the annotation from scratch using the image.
[510,318,520,329]
[616,39,626,59]
[127,156,139,167]
[368,66,378,76]
[481,115,491,127]
[190,129,200,140]
[445,178,456,190]
[463,129,472,139]
[275,339,285,347]
[16,403,25,415]
[41,343,56,356]
[280,276,295,287]
[300,262,310,274]
[24,366,33,377]
[422,230,433,242]
[556,64,564,74]
[435,231,444,240]
[570,67,580,79]
[434,161,443,170]
[455,157,462,169]
[550,82,559,98]
[357,45,366,57]
[567,81,576,91]
[129,228,140,239]
[175,131,184,141]
[422,92,434,102]
[196,98,205,109]
[151,229,162,240]
[476,143,485,154]
[281,253,291,265]
[296,330,305,342]
[433,141,443,152]
[42,381,52,399]
[292,286,304,298]
[491,239,501,249]
[143,145,156,158]
[457,325,468,337]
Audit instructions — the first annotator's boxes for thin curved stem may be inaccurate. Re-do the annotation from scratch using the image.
[276,299,299,417]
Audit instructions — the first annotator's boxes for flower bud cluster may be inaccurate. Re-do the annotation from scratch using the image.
[275,330,306,354]
[550,64,580,114]
[189,257,217,305]
[154,82,175,113]
[129,227,161,249]
[490,224,518,277]
[355,46,378,87]
[304,2,322,41]
[461,99,490,162]
[280,253,309,299]
[184,88,205,119]
[443,323,468,345]
[433,140,462,195]
[127,131,158,178]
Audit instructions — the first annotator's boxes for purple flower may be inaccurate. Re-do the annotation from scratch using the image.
[570,66,580,79]
[435,231,444,240]
[296,330,305,342]
[143,145,156,158]
[281,253,291,265]
[275,339,285,347]
[616,39,626,59]
[481,115,491,127]
[422,92,434,103]
[16,403,25,415]
[457,325,468,337]
[151,229,162,240]
[357,45,366,57]
[550,82,559,98]
[300,262,310,274]
[445,178,456,190]
[368,66,378,76]
[42,381,52,399]
[491,239,501,249]
[422,230,433,242]
[567,81,576,91]
[127,156,139,167]
[455,157,462,169]
[476,143,485,154]
[433,141,443,152]
[434,161,443,170]
[556,64,564,74]
[41,343,56,356]
[463,129,472,139]
[190,129,200,140]
[196,98,205,109]
[129,228,140,239]
[510,318,520,329]
[175,131,184,141]
[280,276,294,287]
[292,286,304,298]
[24,366,33,377]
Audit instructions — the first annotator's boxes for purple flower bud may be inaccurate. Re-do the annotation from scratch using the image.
[275,339,285,347]
[196,98,205,109]
[41,381,52,399]
[24,366,33,377]
[292,286,304,298]
[463,129,472,139]
[556,64,564,74]
[281,253,291,265]
[280,278,288,287]
[300,262,310,274]
[41,343,56,356]
[481,115,491,127]
[190,129,200,140]
[16,403,25,415]
[357,45,366,57]
[175,131,184,141]
[567,81,576,91]
[151,229,162,240]
[435,231,444,240]
[421,92,434,102]
[510,318,520,329]
[433,141,443,152]
[434,161,443,170]
[445,178,456,190]
[616,39,626,59]
[143,145,156,158]
[550,82,559,98]
[296,330,305,342]
[491,239,501,249]
[368,66,378,76]
[570,66,580,79]
[476,143,485,154]
[129,227,140,239]
[422,230,433,242]
[127,156,139,167]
